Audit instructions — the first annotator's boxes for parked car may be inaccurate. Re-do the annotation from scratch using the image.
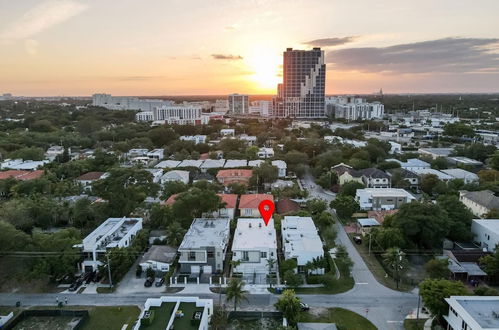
[155,278,165,287]
[353,235,362,244]
[300,302,310,311]
[68,278,83,291]
[144,277,154,287]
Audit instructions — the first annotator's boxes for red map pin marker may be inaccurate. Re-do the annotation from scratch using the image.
[258,199,275,226]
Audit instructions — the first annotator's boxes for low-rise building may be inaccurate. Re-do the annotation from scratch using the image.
[387,168,419,189]
[386,158,431,171]
[281,216,325,274]
[355,188,416,210]
[471,219,499,252]
[239,134,257,145]
[356,218,381,236]
[161,170,190,185]
[441,168,479,184]
[213,194,238,220]
[447,156,483,169]
[361,168,391,188]
[418,147,454,159]
[232,218,278,276]
[146,149,164,160]
[224,159,248,168]
[155,160,181,169]
[127,148,149,158]
[257,147,275,159]
[134,296,213,330]
[178,160,203,168]
[220,128,235,137]
[45,146,65,161]
[272,160,287,178]
[78,217,143,272]
[239,194,274,217]
[248,159,264,167]
[180,135,207,145]
[178,218,230,275]
[444,296,499,330]
[410,168,454,182]
[0,169,44,181]
[200,159,226,173]
[76,171,108,190]
[216,169,252,186]
[144,168,163,183]
[331,163,363,185]
[139,245,177,273]
[459,190,499,218]
[0,159,49,170]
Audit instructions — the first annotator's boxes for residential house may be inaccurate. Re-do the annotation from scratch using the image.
[127,148,149,158]
[0,159,49,170]
[161,170,190,185]
[139,245,177,273]
[272,160,287,178]
[281,216,325,274]
[418,147,454,159]
[361,168,391,188]
[134,296,213,330]
[77,217,143,272]
[276,198,301,215]
[178,218,230,274]
[220,128,235,137]
[331,163,363,185]
[212,194,238,220]
[410,168,453,182]
[192,172,214,183]
[224,159,248,168]
[155,160,181,169]
[146,149,164,160]
[386,158,430,171]
[239,134,257,145]
[0,169,44,181]
[231,218,278,276]
[216,169,253,186]
[76,171,108,190]
[200,159,226,173]
[387,168,419,189]
[144,168,163,183]
[178,159,203,168]
[257,147,275,159]
[356,218,381,236]
[356,188,416,210]
[459,190,499,218]
[444,296,499,330]
[446,156,483,169]
[248,159,264,167]
[471,219,499,252]
[45,146,65,161]
[180,135,207,145]
[441,168,479,184]
[239,194,274,217]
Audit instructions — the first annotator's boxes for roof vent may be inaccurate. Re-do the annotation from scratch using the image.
[259,223,262,228]
[249,223,252,228]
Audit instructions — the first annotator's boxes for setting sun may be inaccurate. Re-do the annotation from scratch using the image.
[246,51,281,93]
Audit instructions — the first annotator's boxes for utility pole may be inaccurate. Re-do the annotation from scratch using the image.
[106,253,113,289]
[368,232,372,256]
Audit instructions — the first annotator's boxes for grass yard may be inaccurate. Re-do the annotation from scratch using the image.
[404,318,427,330]
[299,308,376,330]
[81,306,140,330]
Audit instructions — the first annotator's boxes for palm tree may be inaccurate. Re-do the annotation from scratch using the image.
[266,258,276,288]
[230,259,241,274]
[166,221,186,246]
[383,247,408,289]
[225,278,247,311]
[210,305,228,330]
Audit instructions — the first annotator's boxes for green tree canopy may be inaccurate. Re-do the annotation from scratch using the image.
[419,279,468,318]
[274,289,302,326]
[330,195,359,219]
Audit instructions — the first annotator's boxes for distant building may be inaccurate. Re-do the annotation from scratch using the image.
[360,168,391,188]
[155,160,181,169]
[239,194,274,217]
[272,48,326,118]
[386,158,431,172]
[228,94,249,115]
[78,217,143,272]
[139,245,177,273]
[446,156,483,168]
[356,188,416,210]
[418,147,454,160]
[441,168,479,184]
[249,100,271,116]
[92,93,173,111]
[444,296,499,330]
[146,149,164,160]
[220,128,235,137]
[161,170,190,185]
[281,216,324,274]
[178,218,230,274]
[180,135,207,145]
[257,147,274,159]
[272,160,287,178]
[45,146,65,161]
[410,168,454,182]
[232,218,278,276]
[217,169,253,186]
[150,105,208,125]
[0,170,44,181]
[76,171,109,190]
[0,159,49,171]
[471,219,499,252]
[223,159,248,168]
[325,96,384,120]
[460,190,499,218]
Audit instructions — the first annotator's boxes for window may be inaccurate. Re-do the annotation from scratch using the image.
[242,251,249,261]
[207,251,214,258]
[261,252,267,258]
[244,209,252,216]
[189,251,196,261]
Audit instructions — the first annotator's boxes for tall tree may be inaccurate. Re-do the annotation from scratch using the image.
[225,278,248,311]
[419,279,468,319]
[382,247,408,289]
[436,195,473,242]
[330,195,359,219]
[425,258,451,279]
[274,289,302,327]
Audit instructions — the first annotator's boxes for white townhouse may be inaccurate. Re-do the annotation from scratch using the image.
[355,188,416,211]
[232,218,278,276]
[77,217,143,272]
[257,147,275,159]
[146,149,164,160]
[281,216,325,274]
[180,135,207,145]
[471,219,499,252]
[271,160,287,178]
[444,296,499,330]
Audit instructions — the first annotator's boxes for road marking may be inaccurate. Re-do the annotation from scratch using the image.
[355,282,368,285]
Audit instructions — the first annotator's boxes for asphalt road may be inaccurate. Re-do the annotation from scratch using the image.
[0,173,419,330]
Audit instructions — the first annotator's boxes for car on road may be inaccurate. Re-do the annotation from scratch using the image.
[155,278,165,287]
[144,277,154,287]
[353,235,362,244]
[300,302,310,311]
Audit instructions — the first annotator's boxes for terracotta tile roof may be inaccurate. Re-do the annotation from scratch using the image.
[216,169,253,178]
[276,198,300,215]
[76,172,106,181]
[239,194,273,209]
[0,170,43,181]
[162,194,179,206]
[217,194,238,209]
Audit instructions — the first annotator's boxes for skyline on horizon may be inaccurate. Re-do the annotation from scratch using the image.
[1,0,499,96]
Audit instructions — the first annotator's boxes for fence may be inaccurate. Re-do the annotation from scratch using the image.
[3,310,89,330]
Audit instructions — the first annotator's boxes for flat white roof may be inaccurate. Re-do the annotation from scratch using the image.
[472,219,499,234]
[281,216,323,255]
[179,218,230,250]
[446,296,499,329]
[224,159,248,168]
[155,160,181,169]
[82,217,142,251]
[441,168,478,180]
[357,218,380,227]
[232,218,277,250]
[357,188,416,198]
[410,168,453,180]
[272,160,287,169]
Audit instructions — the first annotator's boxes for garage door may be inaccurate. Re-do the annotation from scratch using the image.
[203,266,212,274]
[191,266,200,274]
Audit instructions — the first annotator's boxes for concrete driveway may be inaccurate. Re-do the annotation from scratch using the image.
[115,261,167,295]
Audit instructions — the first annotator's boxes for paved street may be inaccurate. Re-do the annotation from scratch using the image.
[0,173,418,330]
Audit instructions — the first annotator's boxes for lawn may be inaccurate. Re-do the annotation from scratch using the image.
[404,318,427,330]
[299,308,376,330]
[81,306,140,330]
[347,233,414,291]
[139,302,175,330]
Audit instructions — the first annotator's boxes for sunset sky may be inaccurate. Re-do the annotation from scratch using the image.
[1,0,499,96]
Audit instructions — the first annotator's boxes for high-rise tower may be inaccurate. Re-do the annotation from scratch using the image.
[272,48,326,118]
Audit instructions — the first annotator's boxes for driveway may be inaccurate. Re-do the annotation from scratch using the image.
[115,261,166,295]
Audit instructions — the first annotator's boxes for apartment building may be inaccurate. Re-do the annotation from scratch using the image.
[356,188,416,210]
